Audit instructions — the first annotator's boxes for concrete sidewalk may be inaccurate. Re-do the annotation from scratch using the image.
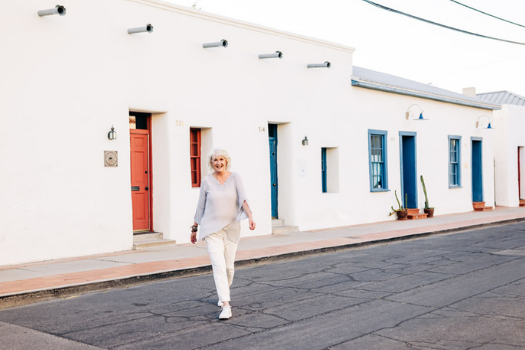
[2,206,525,308]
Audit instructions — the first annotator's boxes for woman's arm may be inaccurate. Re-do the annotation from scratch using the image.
[194,182,207,225]
[234,173,255,230]
[191,179,207,243]
[242,200,256,230]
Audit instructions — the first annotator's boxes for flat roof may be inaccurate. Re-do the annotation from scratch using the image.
[131,0,355,54]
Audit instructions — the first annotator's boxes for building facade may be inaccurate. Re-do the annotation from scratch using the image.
[478,91,525,207]
[0,0,502,266]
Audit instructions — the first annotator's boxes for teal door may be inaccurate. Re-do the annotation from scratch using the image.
[321,148,327,193]
[269,124,278,218]
[400,132,418,209]
[472,139,483,202]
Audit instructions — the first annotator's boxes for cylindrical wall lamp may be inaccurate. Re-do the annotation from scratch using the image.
[128,24,153,34]
[259,51,283,59]
[203,39,228,48]
[108,126,117,140]
[302,136,309,146]
[307,61,331,68]
[38,5,66,17]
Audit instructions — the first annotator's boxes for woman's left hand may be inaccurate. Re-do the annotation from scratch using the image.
[249,218,256,230]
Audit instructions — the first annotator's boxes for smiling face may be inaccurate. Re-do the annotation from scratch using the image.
[208,149,231,174]
[212,155,228,174]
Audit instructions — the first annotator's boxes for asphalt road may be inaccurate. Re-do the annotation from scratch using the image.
[1,223,525,350]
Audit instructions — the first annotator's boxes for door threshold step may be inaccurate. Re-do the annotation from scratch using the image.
[133,239,176,250]
[474,207,493,212]
[407,213,428,220]
[472,201,486,209]
[520,199,525,207]
[272,226,299,235]
[271,219,285,228]
[133,232,163,242]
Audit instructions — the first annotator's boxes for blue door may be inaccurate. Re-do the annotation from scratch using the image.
[400,133,417,209]
[269,124,278,218]
[472,139,483,202]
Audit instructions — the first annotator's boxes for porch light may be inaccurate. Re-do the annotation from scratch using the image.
[38,5,66,17]
[302,136,309,146]
[203,40,228,48]
[476,115,494,129]
[259,51,283,59]
[127,24,153,34]
[405,104,428,120]
[108,126,117,140]
[307,61,331,68]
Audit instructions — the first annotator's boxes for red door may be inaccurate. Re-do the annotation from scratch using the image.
[130,130,150,231]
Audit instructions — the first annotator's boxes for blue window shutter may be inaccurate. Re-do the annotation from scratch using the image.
[448,135,461,187]
[368,130,388,192]
[321,148,327,193]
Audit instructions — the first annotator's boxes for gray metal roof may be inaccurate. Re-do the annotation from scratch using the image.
[476,91,525,106]
[351,66,501,110]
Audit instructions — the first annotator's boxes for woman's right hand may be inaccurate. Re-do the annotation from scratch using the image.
[190,231,197,244]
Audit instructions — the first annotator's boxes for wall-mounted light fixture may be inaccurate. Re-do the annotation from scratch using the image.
[302,136,309,146]
[38,5,66,17]
[108,126,117,140]
[405,104,428,120]
[307,61,331,69]
[127,24,153,34]
[203,39,228,48]
[259,51,283,59]
[476,115,494,129]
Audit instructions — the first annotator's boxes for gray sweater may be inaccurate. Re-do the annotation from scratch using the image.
[194,172,250,243]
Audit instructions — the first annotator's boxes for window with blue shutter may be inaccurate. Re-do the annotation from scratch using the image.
[449,135,461,187]
[368,130,388,192]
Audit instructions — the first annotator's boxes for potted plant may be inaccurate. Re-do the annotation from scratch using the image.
[389,190,408,220]
[420,175,434,217]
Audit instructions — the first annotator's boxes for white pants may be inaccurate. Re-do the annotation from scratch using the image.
[205,228,239,305]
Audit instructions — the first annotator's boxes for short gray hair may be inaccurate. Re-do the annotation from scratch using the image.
[208,148,232,172]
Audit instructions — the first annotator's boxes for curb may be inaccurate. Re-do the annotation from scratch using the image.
[1,217,524,310]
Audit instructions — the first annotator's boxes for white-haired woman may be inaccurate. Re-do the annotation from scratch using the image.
[191,149,256,320]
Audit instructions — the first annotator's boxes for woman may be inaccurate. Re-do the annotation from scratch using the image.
[191,149,256,320]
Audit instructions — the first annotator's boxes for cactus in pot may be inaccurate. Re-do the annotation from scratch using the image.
[389,190,408,219]
[420,175,434,217]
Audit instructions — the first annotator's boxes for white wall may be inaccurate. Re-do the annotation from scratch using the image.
[1,1,138,265]
[0,0,354,264]
[493,104,525,207]
[0,0,497,265]
[293,87,495,231]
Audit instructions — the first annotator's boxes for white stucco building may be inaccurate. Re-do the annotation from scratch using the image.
[0,0,505,266]
[477,91,525,208]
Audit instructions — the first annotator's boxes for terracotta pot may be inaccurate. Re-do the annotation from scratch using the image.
[396,210,408,220]
[424,208,434,217]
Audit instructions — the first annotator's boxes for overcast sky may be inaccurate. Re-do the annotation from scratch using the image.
[163,0,525,96]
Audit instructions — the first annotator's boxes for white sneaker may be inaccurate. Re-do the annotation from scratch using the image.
[219,306,232,320]
[218,301,223,307]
